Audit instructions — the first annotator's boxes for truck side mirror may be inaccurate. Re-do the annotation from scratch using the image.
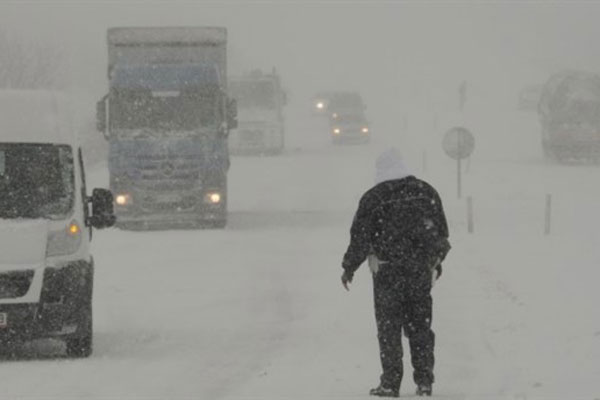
[96,97,109,140]
[88,188,116,229]
[227,98,238,130]
[282,91,288,106]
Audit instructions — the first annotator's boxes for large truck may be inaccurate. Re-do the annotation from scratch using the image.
[228,70,286,155]
[96,27,237,229]
[538,71,600,162]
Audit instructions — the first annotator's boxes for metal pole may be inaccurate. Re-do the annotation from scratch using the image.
[467,196,474,233]
[544,194,552,235]
[457,132,463,199]
[457,157,462,199]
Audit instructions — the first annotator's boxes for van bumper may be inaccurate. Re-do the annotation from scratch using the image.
[0,260,93,343]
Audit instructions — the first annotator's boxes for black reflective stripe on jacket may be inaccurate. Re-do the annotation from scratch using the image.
[342,176,449,274]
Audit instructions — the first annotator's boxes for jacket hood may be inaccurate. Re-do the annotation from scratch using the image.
[374,148,412,184]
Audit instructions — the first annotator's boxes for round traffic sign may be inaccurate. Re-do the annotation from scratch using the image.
[443,127,475,160]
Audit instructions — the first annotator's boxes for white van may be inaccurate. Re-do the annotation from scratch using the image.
[0,90,115,357]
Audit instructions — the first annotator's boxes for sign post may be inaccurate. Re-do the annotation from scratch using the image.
[442,127,475,199]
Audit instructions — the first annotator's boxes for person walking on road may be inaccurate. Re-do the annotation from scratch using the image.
[341,148,451,397]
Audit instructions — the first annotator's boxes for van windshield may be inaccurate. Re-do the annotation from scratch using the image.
[0,144,74,220]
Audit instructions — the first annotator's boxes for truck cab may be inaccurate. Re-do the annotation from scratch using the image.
[539,71,600,161]
[97,27,236,229]
[229,70,286,155]
[0,90,115,357]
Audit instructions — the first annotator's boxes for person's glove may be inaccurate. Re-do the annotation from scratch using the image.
[431,263,442,288]
[434,263,442,280]
[341,270,354,291]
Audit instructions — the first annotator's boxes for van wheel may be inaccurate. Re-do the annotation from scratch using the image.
[65,305,92,358]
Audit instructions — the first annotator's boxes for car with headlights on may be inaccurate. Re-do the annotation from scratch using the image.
[330,112,370,144]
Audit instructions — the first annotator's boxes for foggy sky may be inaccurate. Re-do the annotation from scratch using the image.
[2,1,600,142]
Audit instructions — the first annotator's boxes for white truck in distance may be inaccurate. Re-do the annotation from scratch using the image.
[229,70,286,155]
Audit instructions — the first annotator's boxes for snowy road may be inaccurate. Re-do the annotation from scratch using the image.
[0,112,599,400]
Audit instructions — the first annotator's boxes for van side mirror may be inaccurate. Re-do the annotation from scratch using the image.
[96,96,109,140]
[88,188,116,229]
[227,98,238,130]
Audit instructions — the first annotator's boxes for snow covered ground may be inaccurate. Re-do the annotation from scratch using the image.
[0,104,599,400]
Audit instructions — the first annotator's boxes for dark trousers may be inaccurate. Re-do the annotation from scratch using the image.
[373,265,435,390]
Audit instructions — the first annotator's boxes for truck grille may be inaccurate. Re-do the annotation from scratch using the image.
[0,270,34,299]
[129,155,202,190]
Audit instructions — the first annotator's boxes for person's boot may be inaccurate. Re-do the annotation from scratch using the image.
[416,384,432,396]
[369,384,399,397]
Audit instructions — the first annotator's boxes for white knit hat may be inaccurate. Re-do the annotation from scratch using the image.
[374,148,411,184]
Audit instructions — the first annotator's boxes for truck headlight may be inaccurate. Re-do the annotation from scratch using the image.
[316,102,325,110]
[115,193,132,206]
[333,128,341,135]
[47,220,83,257]
[204,192,222,204]
[361,127,369,133]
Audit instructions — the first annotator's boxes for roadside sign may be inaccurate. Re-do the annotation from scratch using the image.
[443,127,475,198]
[443,127,475,160]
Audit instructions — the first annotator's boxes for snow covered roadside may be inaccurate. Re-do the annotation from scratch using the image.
[0,112,597,399]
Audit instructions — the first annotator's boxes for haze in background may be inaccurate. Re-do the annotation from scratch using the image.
[2,2,600,148]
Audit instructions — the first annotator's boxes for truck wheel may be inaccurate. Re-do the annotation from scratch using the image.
[65,304,92,358]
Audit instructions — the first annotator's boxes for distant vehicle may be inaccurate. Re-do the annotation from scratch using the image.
[330,112,370,144]
[96,27,237,229]
[312,91,366,118]
[0,90,115,358]
[538,71,600,161]
[314,91,369,144]
[518,84,543,111]
[229,69,287,155]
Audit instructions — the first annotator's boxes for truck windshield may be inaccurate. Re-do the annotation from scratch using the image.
[556,82,600,124]
[0,144,74,220]
[230,81,275,109]
[109,89,219,131]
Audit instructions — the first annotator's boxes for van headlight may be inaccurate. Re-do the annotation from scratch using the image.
[46,220,83,257]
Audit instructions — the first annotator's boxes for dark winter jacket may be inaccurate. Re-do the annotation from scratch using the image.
[342,176,450,275]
